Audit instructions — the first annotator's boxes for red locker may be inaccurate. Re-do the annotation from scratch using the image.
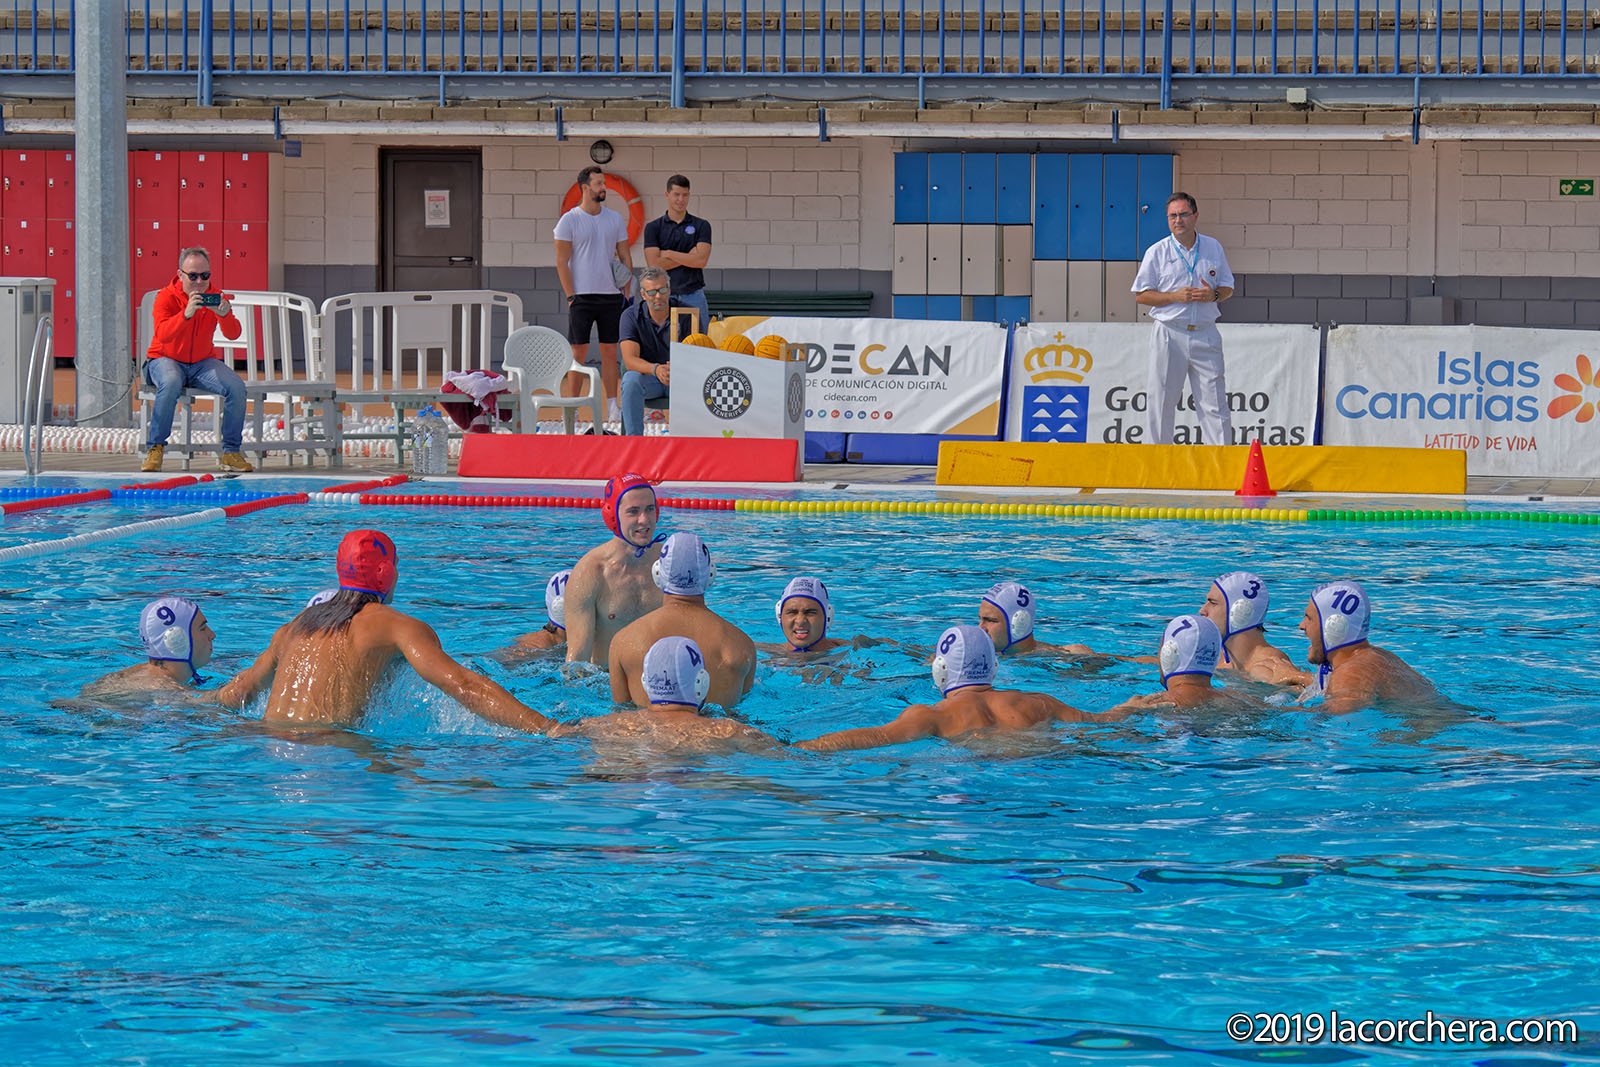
[131,150,180,221]
[45,151,75,220]
[179,151,226,221]
[176,218,222,255]
[224,151,269,221]
[222,220,268,290]
[132,217,179,295]
[2,150,48,219]
[2,216,47,276]
[46,218,74,279]
[52,284,76,362]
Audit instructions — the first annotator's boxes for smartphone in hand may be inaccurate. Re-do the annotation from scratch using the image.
[198,293,222,307]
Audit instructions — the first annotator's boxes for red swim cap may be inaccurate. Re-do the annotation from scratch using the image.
[600,472,656,543]
[336,529,398,603]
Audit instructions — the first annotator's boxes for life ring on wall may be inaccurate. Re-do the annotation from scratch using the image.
[561,173,646,246]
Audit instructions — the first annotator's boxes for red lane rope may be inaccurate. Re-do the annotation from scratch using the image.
[221,493,310,518]
[122,474,216,491]
[1,489,113,516]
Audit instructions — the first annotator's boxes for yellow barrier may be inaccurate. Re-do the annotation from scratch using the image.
[936,443,1467,494]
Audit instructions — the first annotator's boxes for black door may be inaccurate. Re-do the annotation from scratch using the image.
[382,148,482,291]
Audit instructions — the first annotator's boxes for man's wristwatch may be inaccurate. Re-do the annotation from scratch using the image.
[566,294,575,304]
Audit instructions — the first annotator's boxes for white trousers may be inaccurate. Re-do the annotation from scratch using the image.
[1146,322,1233,445]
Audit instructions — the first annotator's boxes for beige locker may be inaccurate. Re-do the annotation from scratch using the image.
[1001,226,1032,296]
[960,225,999,296]
[1031,260,1069,322]
[893,225,928,294]
[1103,261,1140,322]
[1067,261,1104,321]
[927,224,962,295]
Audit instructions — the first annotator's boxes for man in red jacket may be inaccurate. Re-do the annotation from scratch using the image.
[142,247,253,473]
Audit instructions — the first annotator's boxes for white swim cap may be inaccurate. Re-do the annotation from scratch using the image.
[641,635,711,708]
[1159,614,1222,685]
[1310,581,1371,654]
[545,569,572,629]
[774,576,834,630]
[305,588,339,609]
[1213,571,1269,638]
[981,581,1035,649]
[930,624,999,696]
[652,532,716,595]
[141,596,201,663]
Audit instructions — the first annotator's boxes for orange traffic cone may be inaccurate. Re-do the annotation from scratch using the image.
[1235,440,1276,497]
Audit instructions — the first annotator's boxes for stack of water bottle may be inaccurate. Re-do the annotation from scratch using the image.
[410,407,450,475]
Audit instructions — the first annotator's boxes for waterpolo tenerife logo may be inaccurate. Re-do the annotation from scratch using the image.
[1020,333,1093,442]
[1548,354,1600,423]
[703,366,753,420]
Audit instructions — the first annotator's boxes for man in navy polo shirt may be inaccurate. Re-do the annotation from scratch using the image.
[643,174,713,330]
[618,267,695,436]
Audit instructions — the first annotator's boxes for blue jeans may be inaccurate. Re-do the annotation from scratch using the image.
[674,288,710,332]
[144,357,248,451]
[620,369,669,436]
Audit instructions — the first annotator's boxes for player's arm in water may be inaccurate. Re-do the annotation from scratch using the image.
[608,642,637,705]
[391,613,558,734]
[216,622,289,708]
[562,559,601,665]
[796,703,941,753]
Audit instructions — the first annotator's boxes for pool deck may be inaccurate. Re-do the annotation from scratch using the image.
[3,447,1597,503]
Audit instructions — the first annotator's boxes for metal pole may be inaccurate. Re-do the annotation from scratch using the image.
[75,1,134,430]
[1160,0,1174,107]
[198,0,214,104]
[671,0,687,105]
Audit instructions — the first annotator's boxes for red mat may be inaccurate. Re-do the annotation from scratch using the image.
[458,434,801,482]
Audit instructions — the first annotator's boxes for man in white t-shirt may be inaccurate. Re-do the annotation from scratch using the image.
[554,166,633,420]
[1131,192,1236,445]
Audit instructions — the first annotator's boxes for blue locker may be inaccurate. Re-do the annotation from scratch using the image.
[894,153,928,224]
[1033,154,1070,260]
[927,153,963,224]
[996,154,1031,224]
[969,295,997,322]
[1103,156,1141,260]
[997,295,1030,324]
[961,153,996,224]
[806,432,848,463]
[1137,155,1175,255]
[1067,154,1103,260]
[893,294,927,319]
[926,295,962,321]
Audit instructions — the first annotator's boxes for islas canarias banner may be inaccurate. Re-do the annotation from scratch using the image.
[1005,322,1320,445]
[711,316,1009,436]
[1324,325,1600,477]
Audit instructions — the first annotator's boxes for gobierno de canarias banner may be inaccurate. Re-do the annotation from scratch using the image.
[1005,322,1321,445]
[711,316,1008,436]
[1323,325,1600,478]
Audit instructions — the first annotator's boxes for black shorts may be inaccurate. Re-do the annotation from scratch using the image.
[567,294,625,347]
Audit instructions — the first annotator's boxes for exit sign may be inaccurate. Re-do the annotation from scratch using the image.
[1559,178,1594,196]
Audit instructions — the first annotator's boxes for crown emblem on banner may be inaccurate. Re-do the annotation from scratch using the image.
[1023,335,1095,383]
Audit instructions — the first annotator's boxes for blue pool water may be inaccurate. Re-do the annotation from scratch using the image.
[3,477,1599,1065]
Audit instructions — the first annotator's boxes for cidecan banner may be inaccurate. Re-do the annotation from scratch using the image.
[720,316,1009,436]
[1004,323,1320,446]
[1323,325,1600,478]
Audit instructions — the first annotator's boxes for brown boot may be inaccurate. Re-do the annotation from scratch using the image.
[218,451,255,473]
[141,445,165,472]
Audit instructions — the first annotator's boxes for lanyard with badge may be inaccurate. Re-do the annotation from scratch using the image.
[1171,235,1200,286]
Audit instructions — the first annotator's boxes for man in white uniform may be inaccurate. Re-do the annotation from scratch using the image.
[1131,192,1235,445]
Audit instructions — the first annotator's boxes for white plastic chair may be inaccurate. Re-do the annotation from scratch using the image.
[500,324,603,434]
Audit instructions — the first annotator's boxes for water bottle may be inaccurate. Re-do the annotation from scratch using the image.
[411,407,449,475]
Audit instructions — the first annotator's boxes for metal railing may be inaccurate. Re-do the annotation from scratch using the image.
[1,0,1596,105]
[21,317,54,476]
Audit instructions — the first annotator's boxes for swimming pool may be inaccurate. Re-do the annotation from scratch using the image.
[4,476,1598,1064]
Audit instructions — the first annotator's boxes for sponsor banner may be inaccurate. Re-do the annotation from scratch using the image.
[720,316,1008,436]
[1324,325,1600,477]
[1005,322,1320,445]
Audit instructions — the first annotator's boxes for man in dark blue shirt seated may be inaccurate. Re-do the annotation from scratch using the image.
[643,175,713,329]
[618,266,694,436]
